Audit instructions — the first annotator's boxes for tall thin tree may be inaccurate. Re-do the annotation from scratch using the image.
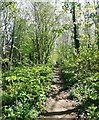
[72,2,80,53]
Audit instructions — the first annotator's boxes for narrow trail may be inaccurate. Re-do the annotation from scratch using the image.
[39,67,81,119]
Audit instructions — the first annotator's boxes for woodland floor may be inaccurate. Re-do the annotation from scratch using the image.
[38,67,85,120]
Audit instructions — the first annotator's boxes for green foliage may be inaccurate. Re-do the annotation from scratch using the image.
[1,1,99,120]
[58,36,99,119]
[1,65,53,119]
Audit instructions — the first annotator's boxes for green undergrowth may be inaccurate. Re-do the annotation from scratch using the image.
[61,63,99,119]
[1,65,54,120]
[60,50,99,120]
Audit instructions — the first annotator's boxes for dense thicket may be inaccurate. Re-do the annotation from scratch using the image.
[1,2,60,69]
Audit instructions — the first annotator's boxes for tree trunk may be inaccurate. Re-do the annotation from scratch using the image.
[96,1,99,49]
[9,20,15,63]
[72,2,80,53]
[34,3,41,64]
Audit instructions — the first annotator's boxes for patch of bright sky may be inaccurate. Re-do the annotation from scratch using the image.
[15,0,97,9]
[13,0,97,19]
[4,0,96,3]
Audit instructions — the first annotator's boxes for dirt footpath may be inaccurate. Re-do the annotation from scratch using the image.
[39,67,80,119]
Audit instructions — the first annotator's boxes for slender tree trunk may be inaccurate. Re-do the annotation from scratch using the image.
[9,19,15,63]
[96,1,99,49]
[3,10,8,59]
[34,3,40,64]
[72,2,80,53]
